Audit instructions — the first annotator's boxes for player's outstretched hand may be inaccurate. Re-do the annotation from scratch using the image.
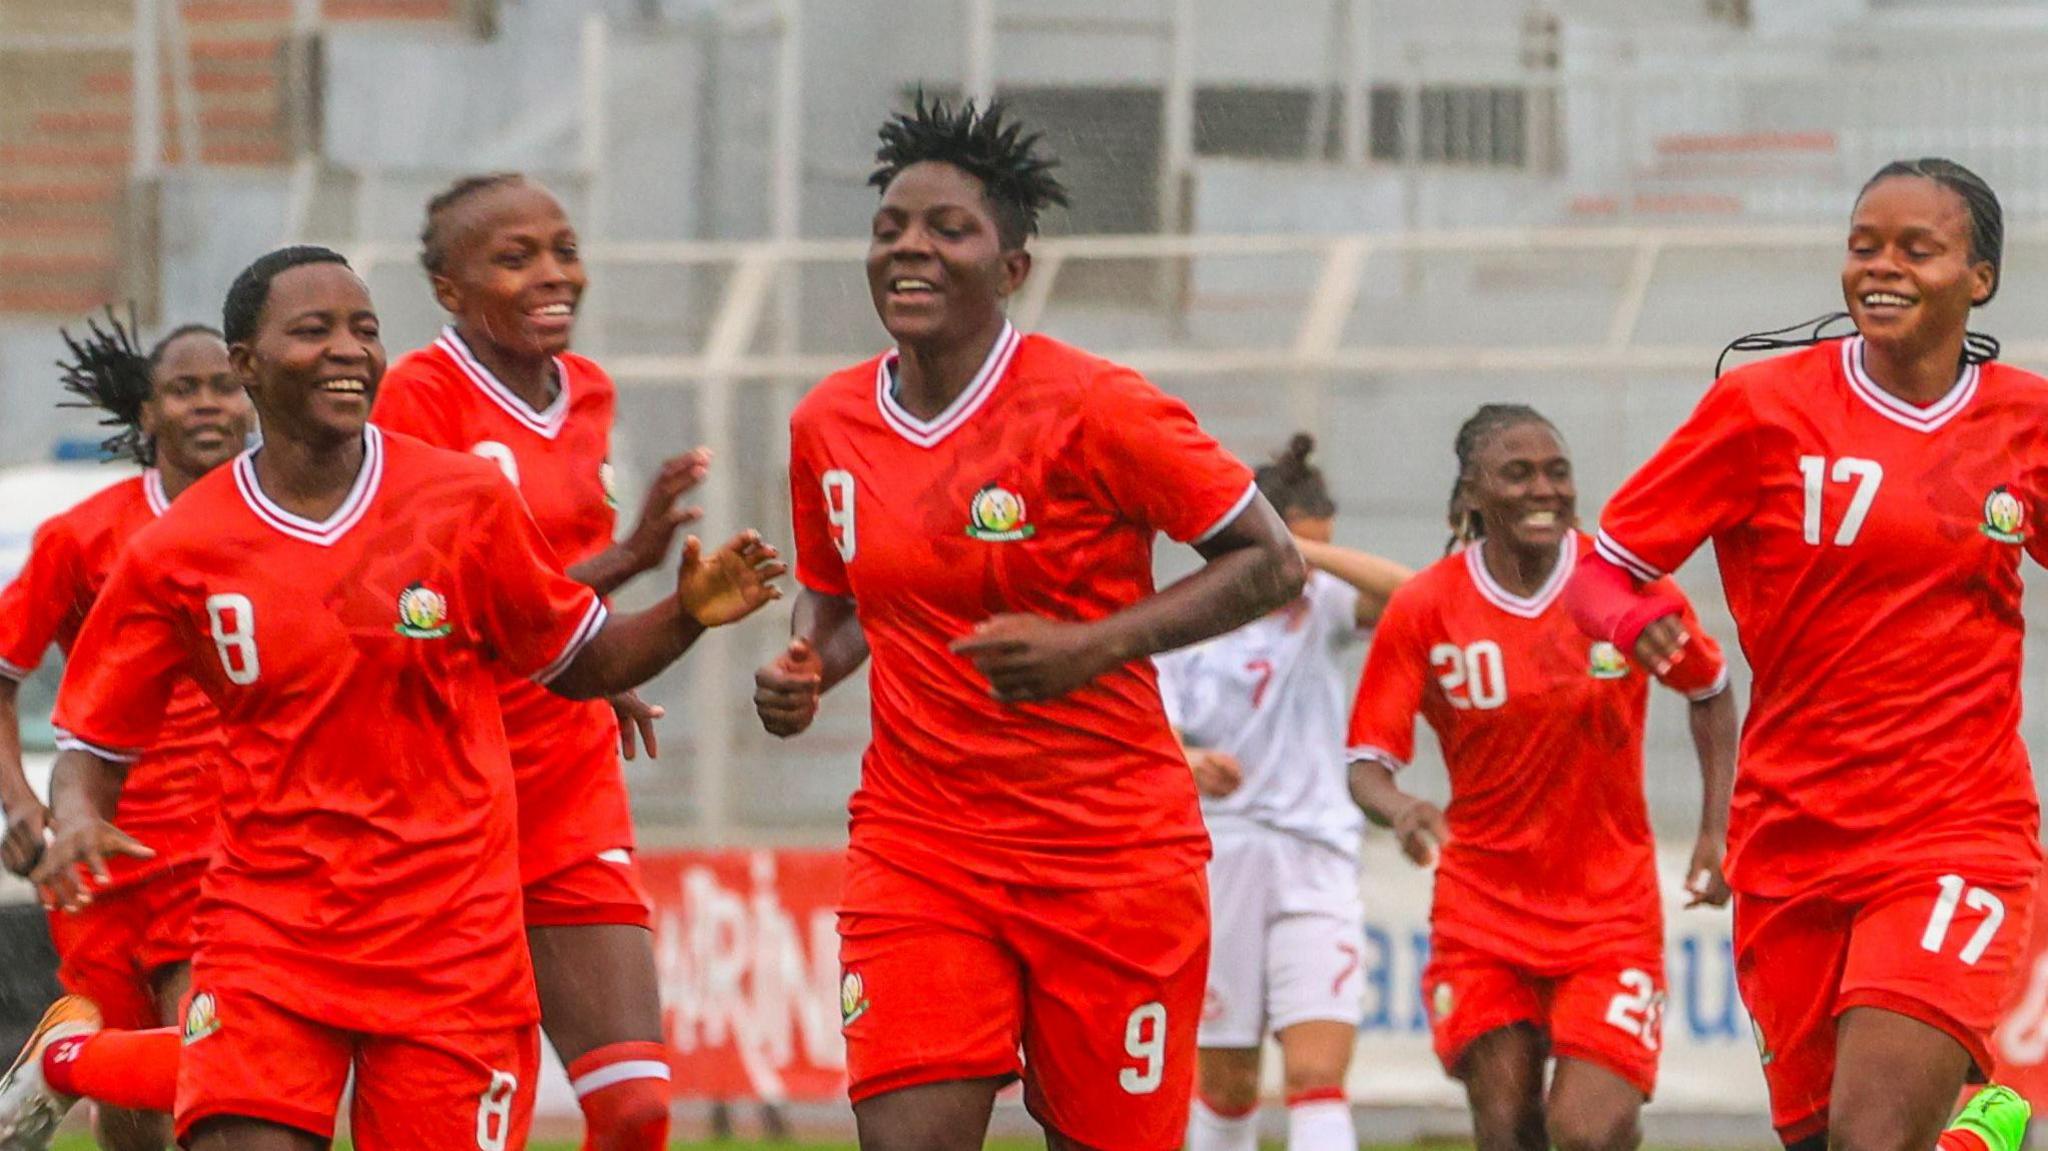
[755,638,824,738]
[1633,615,1691,678]
[1,797,50,878]
[1189,749,1243,798]
[677,530,787,628]
[621,450,711,573]
[612,690,665,761]
[30,817,154,912]
[950,613,1117,703]
[1392,799,1449,869]
[1685,832,1732,909]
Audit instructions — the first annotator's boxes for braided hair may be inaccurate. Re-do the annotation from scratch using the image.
[56,308,223,466]
[1715,157,2003,377]
[419,172,528,276]
[1445,404,1557,555]
[1254,433,1336,520]
[870,92,1069,249]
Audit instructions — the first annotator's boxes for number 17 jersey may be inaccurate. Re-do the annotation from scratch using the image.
[1596,338,2047,897]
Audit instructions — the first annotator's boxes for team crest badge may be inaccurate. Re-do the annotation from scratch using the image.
[1981,485,2028,544]
[394,583,453,639]
[600,461,619,510]
[965,485,1035,541]
[183,992,220,1046]
[840,969,870,1028]
[1432,982,1454,1021]
[1588,641,1629,679]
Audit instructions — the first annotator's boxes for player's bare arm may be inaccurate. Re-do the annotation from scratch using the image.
[32,747,153,911]
[1683,686,1737,908]
[565,448,710,597]
[0,677,49,877]
[1346,758,1445,867]
[550,530,786,701]
[754,588,866,739]
[951,494,1305,704]
[1291,535,1413,627]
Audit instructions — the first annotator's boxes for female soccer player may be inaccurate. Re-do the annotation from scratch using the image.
[1155,433,1410,1151]
[14,245,781,1151]
[371,173,694,1151]
[0,316,251,1151]
[1346,404,1737,1151]
[1570,158,2042,1151]
[750,96,1305,1151]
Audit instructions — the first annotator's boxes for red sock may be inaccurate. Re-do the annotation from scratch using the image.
[43,1027,180,1113]
[568,1041,671,1151]
[1939,1131,1990,1151]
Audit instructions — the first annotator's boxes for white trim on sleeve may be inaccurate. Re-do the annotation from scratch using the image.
[1346,744,1408,773]
[0,657,30,683]
[532,598,610,685]
[1594,530,1663,582]
[53,729,140,763]
[1685,664,1733,703]
[1190,481,1260,546]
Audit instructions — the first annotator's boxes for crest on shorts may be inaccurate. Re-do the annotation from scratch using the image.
[183,991,220,1046]
[1431,981,1454,1020]
[1588,641,1630,680]
[965,485,1035,542]
[840,969,870,1028]
[1982,485,2028,544]
[395,582,453,639]
[600,461,619,510]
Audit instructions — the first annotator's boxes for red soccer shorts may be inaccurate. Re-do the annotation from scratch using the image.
[1423,933,1666,1098]
[46,861,203,1029]
[174,984,539,1150]
[1735,868,2038,1144]
[837,848,1209,1151]
[523,849,654,930]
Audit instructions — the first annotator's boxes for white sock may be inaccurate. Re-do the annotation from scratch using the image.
[1286,1094,1355,1151]
[1187,1097,1259,1151]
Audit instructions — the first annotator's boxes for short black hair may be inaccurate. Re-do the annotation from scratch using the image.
[419,172,529,276]
[870,92,1069,249]
[56,309,224,465]
[1446,404,1558,554]
[1255,433,1336,520]
[1859,157,2004,304]
[223,245,351,345]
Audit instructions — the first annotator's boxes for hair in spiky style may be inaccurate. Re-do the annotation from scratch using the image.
[419,172,529,276]
[1445,403,1559,555]
[1256,433,1336,520]
[54,309,222,465]
[869,93,1069,249]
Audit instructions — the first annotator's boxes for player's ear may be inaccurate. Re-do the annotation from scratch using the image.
[228,341,261,393]
[998,248,1031,300]
[430,272,463,315]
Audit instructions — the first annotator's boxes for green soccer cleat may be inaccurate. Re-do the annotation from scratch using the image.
[1952,1085,2032,1151]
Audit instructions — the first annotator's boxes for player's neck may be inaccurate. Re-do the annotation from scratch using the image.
[454,321,559,411]
[252,431,367,521]
[893,316,1008,421]
[1480,535,1558,598]
[156,459,200,502]
[1860,330,1970,406]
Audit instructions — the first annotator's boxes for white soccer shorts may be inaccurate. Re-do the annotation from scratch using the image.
[1198,823,1367,1049]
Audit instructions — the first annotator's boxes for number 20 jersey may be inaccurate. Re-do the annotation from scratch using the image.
[788,325,1257,890]
[1596,338,2046,898]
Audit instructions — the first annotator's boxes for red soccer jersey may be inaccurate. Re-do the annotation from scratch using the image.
[1345,533,1726,962]
[373,329,628,879]
[789,324,1257,888]
[1596,337,2046,897]
[0,471,221,887]
[52,428,606,1031]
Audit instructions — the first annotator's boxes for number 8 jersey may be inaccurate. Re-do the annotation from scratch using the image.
[1595,338,2047,899]
[1346,532,1725,961]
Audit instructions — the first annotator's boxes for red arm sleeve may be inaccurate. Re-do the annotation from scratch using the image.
[0,516,81,681]
[1647,577,1731,701]
[466,477,607,683]
[1564,551,1685,651]
[49,546,182,760]
[1345,584,1430,770]
[1596,374,1762,581]
[787,415,852,597]
[1081,367,1256,544]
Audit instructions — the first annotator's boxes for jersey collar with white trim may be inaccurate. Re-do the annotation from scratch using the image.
[1466,535,1575,619]
[436,326,572,440]
[874,322,1021,448]
[1841,336,1979,434]
[232,425,385,547]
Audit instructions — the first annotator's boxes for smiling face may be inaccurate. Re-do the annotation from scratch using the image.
[1463,421,1575,555]
[1843,175,1994,357]
[142,330,253,475]
[866,161,1029,349]
[230,261,385,451]
[431,180,585,359]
